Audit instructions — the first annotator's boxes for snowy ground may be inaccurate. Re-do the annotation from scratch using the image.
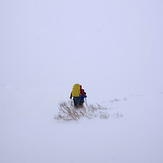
[1,0,163,163]
[0,85,163,163]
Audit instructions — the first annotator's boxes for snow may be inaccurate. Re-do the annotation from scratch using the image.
[0,0,163,163]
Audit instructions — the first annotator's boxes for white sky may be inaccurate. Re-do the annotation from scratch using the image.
[0,0,163,100]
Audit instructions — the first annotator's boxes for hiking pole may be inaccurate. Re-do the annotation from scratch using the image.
[85,97,88,107]
[70,98,74,107]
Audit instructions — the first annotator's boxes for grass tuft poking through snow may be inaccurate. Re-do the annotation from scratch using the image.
[54,101,123,121]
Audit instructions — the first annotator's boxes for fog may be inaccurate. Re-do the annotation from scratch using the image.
[0,0,163,163]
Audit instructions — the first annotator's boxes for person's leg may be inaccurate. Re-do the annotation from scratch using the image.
[73,97,77,107]
[80,100,84,107]
[76,97,81,108]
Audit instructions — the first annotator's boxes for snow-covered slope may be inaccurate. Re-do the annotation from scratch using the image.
[0,0,163,163]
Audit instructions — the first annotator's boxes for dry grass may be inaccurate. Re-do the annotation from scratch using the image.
[54,101,123,121]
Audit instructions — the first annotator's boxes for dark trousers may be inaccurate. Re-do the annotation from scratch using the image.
[73,97,81,107]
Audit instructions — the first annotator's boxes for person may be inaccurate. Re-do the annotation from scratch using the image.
[80,88,87,106]
[70,84,87,108]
